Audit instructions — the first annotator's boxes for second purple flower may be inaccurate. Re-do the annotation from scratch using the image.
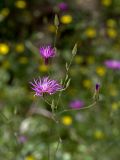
[39,45,56,65]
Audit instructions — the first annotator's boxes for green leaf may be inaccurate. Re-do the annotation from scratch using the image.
[72,43,77,55]
[54,14,59,27]
[66,78,71,88]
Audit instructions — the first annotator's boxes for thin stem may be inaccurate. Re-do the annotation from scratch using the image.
[0,112,9,122]
[54,27,58,47]
[42,97,59,124]
[54,137,61,160]
[67,54,75,72]
[56,54,75,108]
[47,122,52,160]
[58,101,97,115]
[42,97,52,106]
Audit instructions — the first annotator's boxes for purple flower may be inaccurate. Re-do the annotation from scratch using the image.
[39,45,56,64]
[104,60,120,69]
[18,135,27,144]
[30,77,62,96]
[58,2,68,11]
[70,100,84,109]
[96,83,100,91]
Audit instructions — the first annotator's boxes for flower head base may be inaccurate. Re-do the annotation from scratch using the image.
[96,83,100,92]
[93,83,100,101]
[104,60,120,69]
[39,45,56,64]
[30,77,62,96]
[58,2,68,11]
[70,100,84,109]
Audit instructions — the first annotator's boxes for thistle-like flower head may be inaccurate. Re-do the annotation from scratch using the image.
[95,83,100,92]
[70,100,84,109]
[39,45,56,64]
[104,60,120,69]
[58,2,68,11]
[30,77,62,96]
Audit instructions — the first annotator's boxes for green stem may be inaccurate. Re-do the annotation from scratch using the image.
[58,101,97,115]
[56,54,75,108]
[42,97,52,106]
[54,27,58,47]
[54,137,61,160]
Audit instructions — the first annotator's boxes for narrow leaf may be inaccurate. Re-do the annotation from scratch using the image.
[66,78,71,88]
[65,62,69,71]
[72,43,77,55]
[54,14,59,27]
[65,74,69,81]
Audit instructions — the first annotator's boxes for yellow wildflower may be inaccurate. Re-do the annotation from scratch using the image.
[25,155,35,160]
[74,55,83,64]
[82,79,92,89]
[96,66,106,76]
[85,27,96,38]
[70,68,77,76]
[19,57,28,64]
[108,85,118,97]
[112,102,119,111]
[15,43,25,53]
[2,60,10,69]
[38,64,49,72]
[87,56,95,64]
[101,0,112,6]
[48,25,56,33]
[94,130,105,139]
[106,19,116,28]
[0,43,9,55]
[60,15,73,24]
[107,28,117,38]
[1,8,10,17]
[15,0,27,9]
[61,116,72,126]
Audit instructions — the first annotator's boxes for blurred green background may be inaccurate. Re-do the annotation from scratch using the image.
[0,0,120,160]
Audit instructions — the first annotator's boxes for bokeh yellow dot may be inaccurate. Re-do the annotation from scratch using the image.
[19,57,28,64]
[83,79,92,89]
[85,27,96,38]
[61,116,72,126]
[25,155,36,160]
[1,8,10,17]
[15,43,25,53]
[2,60,11,69]
[38,64,49,72]
[108,85,118,97]
[96,66,106,76]
[0,43,9,55]
[15,0,27,9]
[101,0,112,6]
[87,56,95,64]
[48,25,56,33]
[74,55,83,64]
[111,103,119,111]
[70,68,77,76]
[94,130,105,139]
[110,90,118,97]
[107,28,117,38]
[106,19,117,28]
[60,15,73,24]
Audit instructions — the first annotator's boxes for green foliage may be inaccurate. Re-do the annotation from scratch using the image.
[0,0,120,159]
